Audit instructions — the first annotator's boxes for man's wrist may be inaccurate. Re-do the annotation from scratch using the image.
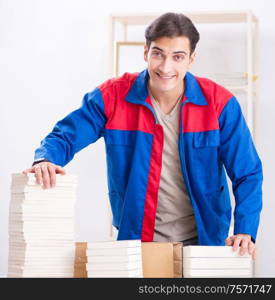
[32,159,50,167]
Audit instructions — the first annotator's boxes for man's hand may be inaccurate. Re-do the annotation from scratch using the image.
[225,234,256,260]
[22,162,66,189]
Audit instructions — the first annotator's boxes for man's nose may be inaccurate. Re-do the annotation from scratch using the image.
[158,57,173,74]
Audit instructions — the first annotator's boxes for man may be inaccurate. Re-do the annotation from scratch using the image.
[23,13,262,260]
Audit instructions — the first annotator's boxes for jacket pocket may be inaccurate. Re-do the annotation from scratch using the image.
[193,130,220,148]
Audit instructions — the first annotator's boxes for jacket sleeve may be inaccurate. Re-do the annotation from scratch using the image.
[33,87,107,167]
[218,96,263,243]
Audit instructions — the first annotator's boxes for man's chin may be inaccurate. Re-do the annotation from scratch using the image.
[156,86,176,93]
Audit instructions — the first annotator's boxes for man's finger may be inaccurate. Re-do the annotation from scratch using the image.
[225,237,234,246]
[35,165,42,185]
[248,241,255,255]
[252,248,257,261]
[239,238,249,256]
[22,168,35,174]
[233,236,242,252]
[48,165,56,188]
[56,165,66,175]
[41,164,50,189]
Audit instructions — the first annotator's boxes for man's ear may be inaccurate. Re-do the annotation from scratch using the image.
[187,51,196,70]
[144,45,149,62]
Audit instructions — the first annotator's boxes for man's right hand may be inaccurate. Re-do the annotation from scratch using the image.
[22,162,66,189]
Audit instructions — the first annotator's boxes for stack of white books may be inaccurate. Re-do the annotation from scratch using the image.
[8,173,77,278]
[86,240,143,278]
[183,246,253,278]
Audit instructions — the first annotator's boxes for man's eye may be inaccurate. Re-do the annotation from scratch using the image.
[174,55,184,61]
[152,52,162,57]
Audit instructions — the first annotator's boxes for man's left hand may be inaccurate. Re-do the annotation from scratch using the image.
[225,234,256,260]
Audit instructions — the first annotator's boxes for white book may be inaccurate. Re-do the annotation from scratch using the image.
[9,221,74,227]
[11,191,77,198]
[87,247,141,256]
[9,262,74,268]
[9,213,74,218]
[9,201,75,206]
[10,199,76,205]
[87,269,143,278]
[11,173,77,184]
[8,268,74,276]
[8,265,73,270]
[9,210,74,215]
[9,275,73,278]
[10,188,77,194]
[8,253,75,258]
[86,261,142,271]
[10,190,77,196]
[9,256,74,262]
[87,240,141,249]
[9,252,75,259]
[9,220,74,225]
[9,258,74,265]
[8,237,75,242]
[7,270,73,278]
[9,236,75,243]
[9,205,75,212]
[8,273,73,278]
[9,241,75,248]
[8,240,75,246]
[10,195,75,201]
[9,226,75,233]
[8,211,74,217]
[9,257,74,264]
[8,216,74,222]
[9,229,74,234]
[184,268,252,278]
[9,202,75,207]
[183,257,252,269]
[9,264,74,270]
[8,274,73,278]
[9,245,75,252]
[183,246,250,258]
[88,254,141,263]
[9,247,75,254]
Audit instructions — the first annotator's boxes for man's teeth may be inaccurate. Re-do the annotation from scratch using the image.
[158,74,174,79]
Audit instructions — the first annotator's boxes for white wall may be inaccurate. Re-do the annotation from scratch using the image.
[0,0,274,277]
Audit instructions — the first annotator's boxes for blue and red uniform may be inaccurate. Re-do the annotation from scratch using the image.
[34,69,263,245]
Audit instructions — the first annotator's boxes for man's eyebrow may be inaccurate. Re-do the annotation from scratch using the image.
[173,50,187,55]
[151,46,187,55]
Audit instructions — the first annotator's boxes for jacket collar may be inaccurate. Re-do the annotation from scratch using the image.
[125,69,208,106]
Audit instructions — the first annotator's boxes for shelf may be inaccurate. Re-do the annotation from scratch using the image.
[225,85,248,92]
[111,10,258,26]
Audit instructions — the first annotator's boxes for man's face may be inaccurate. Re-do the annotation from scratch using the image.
[144,36,196,93]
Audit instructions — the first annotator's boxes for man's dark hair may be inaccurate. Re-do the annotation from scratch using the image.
[145,12,200,55]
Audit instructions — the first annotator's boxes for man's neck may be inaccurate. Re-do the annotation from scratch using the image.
[148,80,185,105]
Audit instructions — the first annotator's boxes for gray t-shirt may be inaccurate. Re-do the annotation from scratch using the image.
[149,92,198,242]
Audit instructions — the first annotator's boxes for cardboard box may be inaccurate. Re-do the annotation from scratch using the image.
[173,242,183,278]
[74,242,87,278]
[141,242,183,278]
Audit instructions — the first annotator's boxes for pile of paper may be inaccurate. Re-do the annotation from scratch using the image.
[8,173,77,277]
[86,240,143,277]
[183,246,253,278]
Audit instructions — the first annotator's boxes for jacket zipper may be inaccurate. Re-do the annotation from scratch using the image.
[178,100,200,243]
[141,102,159,124]
[178,100,191,196]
